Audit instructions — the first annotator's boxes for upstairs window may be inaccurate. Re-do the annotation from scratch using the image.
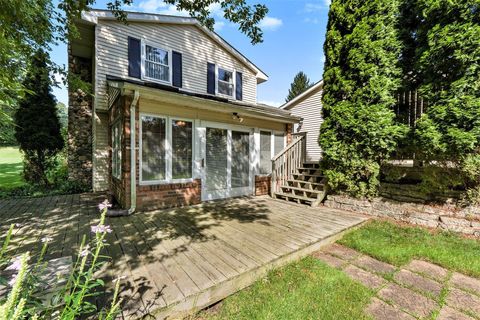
[144,44,170,83]
[217,67,234,96]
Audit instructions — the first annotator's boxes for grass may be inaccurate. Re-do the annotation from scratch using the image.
[196,257,374,320]
[0,146,25,189]
[339,219,480,277]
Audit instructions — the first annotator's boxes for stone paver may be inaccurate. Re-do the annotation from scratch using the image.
[378,283,438,318]
[446,288,480,316]
[366,297,415,320]
[313,245,479,320]
[451,272,480,296]
[406,260,449,282]
[437,306,475,320]
[394,269,443,298]
[312,251,346,269]
[343,265,386,290]
[322,243,361,261]
[354,255,396,275]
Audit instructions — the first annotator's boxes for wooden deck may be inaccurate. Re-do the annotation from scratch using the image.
[0,194,368,319]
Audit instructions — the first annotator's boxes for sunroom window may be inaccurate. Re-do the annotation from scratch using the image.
[141,115,167,182]
[140,114,193,184]
[217,68,234,96]
[172,119,193,179]
[259,131,285,175]
[112,120,122,179]
[259,131,272,175]
[144,45,170,82]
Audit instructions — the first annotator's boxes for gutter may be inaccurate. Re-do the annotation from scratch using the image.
[128,90,140,214]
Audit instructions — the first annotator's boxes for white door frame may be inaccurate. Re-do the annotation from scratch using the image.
[200,120,254,201]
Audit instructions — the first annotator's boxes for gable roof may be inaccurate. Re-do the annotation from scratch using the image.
[280,80,324,110]
[81,9,268,84]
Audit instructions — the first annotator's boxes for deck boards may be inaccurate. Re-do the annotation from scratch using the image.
[0,194,368,319]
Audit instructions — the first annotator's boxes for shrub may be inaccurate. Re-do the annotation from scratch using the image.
[320,0,407,198]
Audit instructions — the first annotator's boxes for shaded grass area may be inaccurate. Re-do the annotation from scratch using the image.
[339,219,480,277]
[0,147,24,189]
[196,257,373,320]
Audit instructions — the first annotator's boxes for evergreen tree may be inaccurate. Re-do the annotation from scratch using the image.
[319,0,407,197]
[285,71,313,102]
[412,0,480,200]
[14,50,64,185]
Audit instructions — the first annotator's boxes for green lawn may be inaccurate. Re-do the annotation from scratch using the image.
[0,147,25,189]
[338,219,480,277]
[196,220,480,319]
[197,257,374,320]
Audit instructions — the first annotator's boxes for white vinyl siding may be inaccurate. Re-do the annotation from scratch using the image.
[288,87,323,161]
[95,21,258,110]
[93,112,110,191]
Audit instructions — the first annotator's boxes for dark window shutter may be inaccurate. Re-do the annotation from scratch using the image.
[207,62,216,94]
[172,51,182,87]
[128,37,141,79]
[236,71,243,101]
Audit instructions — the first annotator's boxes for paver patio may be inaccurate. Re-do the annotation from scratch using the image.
[315,244,480,320]
[0,193,367,319]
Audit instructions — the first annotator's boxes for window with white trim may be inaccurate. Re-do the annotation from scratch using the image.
[259,131,272,174]
[259,130,285,175]
[144,44,170,83]
[140,114,194,184]
[112,120,122,179]
[217,67,234,96]
[141,115,167,182]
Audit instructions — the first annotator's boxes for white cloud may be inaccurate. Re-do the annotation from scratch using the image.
[259,16,283,31]
[136,0,188,16]
[304,1,330,12]
[214,21,225,31]
[304,17,321,24]
[259,100,283,108]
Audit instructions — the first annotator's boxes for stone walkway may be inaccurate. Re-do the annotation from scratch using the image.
[313,244,480,320]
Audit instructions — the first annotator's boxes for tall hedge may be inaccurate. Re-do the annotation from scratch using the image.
[319,0,407,197]
[413,1,480,200]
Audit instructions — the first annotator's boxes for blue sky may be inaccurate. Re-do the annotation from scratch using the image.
[51,0,330,107]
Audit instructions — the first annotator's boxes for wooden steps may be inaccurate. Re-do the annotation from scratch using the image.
[273,162,328,207]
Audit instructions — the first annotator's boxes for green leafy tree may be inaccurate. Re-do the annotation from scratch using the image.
[285,71,314,102]
[319,0,407,197]
[14,50,64,186]
[412,0,480,200]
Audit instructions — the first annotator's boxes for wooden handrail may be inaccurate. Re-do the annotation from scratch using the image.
[270,133,307,196]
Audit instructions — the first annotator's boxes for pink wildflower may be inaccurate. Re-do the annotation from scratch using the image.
[80,244,91,257]
[6,257,22,271]
[41,236,53,243]
[98,199,112,211]
[91,225,113,234]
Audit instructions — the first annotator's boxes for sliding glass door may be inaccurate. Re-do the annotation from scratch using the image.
[203,125,252,200]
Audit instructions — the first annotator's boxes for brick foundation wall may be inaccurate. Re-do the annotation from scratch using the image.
[137,180,202,211]
[67,46,93,188]
[324,195,480,237]
[255,175,271,196]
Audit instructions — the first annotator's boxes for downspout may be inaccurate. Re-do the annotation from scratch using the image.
[128,90,140,214]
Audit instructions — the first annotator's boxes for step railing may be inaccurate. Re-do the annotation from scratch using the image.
[271,132,307,196]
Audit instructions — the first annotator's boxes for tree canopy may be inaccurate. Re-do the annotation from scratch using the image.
[285,71,314,102]
[320,0,407,197]
[14,50,64,185]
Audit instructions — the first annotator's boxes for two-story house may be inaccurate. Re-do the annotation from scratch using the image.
[68,9,301,211]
